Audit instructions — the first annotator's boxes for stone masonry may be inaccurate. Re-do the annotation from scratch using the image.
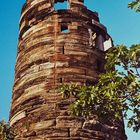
[10,0,127,139]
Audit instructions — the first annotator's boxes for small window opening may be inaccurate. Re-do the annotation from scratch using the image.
[62,46,65,54]
[54,0,68,10]
[61,25,69,33]
[60,78,63,83]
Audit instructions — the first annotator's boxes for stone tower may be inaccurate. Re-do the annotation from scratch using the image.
[10,0,127,139]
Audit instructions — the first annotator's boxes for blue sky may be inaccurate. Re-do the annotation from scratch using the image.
[0,0,139,139]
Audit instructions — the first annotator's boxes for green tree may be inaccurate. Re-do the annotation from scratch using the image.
[0,120,14,140]
[59,1,140,133]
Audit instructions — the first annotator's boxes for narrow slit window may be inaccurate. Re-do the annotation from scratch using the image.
[61,25,69,33]
[62,46,65,54]
[54,0,68,10]
[60,78,63,83]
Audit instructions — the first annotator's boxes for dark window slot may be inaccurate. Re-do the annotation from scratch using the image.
[61,25,69,33]
[60,78,63,83]
[62,46,65,54]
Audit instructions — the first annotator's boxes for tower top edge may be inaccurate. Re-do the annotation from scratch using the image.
[21,0,98,20]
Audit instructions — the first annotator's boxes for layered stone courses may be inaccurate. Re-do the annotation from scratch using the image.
[10,0,127,139]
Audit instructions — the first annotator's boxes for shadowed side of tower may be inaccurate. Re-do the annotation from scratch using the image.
[10,0,127,139]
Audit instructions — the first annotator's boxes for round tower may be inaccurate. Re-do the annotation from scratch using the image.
[10,0,127,139]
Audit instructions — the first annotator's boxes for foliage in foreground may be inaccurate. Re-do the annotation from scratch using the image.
[60,1,140,132]
[128,0,140,12]
[59,45,140,132]
[0,120,14,140]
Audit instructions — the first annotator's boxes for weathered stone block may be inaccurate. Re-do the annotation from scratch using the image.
[56,116,84,128]
[30,119,56,130]
[36,128,69,137]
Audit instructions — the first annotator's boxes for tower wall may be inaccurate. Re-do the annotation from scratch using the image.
[10,0,127,139]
